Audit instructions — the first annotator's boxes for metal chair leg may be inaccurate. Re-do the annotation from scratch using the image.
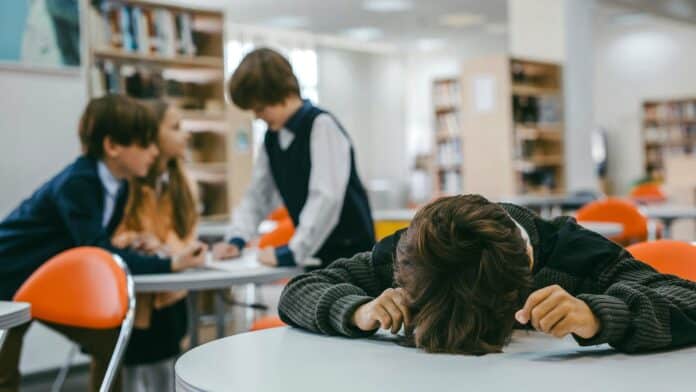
[50,344,79,392]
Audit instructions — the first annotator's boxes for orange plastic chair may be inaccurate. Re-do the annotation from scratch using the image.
[576,197,649,245]
[13,247,135,392]
[626,240,696,281]
[629,183,667,204]
[250,316,286,331]
[259,218,295,248]
[267,207,290,222]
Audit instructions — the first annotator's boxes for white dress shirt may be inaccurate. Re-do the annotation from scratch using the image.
[226,114,352,266]
[97,161,124,228]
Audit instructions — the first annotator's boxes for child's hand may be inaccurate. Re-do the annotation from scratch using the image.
[212,242,241,260]
[172,242,208,272]
[352,288,411,334]
[515,284,600,339]
[130,233,162,255]
[258,247,278,267]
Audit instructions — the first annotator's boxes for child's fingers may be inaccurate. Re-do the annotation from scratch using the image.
[390,291,411,331]
[374,304,393,330]
[530,291,565,330]
[517,285,560,324]
[537,303,570,333]
[381,300,403,334]
[549,316,574,338]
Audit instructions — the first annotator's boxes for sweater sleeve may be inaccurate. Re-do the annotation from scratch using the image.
[56,177,171,275]
[574,250,696,352]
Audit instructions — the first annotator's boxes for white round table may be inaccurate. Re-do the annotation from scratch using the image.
[642,204,696,238]
[577,221,623,238]
[175,327,696,392]
[0,301,31,348]
[134,264,301,346]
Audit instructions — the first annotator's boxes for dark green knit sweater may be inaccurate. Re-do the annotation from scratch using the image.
[278,203,696,353]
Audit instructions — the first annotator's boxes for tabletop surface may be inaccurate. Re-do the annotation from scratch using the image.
[0,302,31,329]
[133,253,302,292]
[577,221,623,237]
[175,327,696,392]
[642,204,696,219]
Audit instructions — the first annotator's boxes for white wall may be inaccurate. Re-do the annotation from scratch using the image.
[563,0,598,191]
[316,47,406,185]
[594,12,696,194]
[0,66,89,373]
[509,0,565,62]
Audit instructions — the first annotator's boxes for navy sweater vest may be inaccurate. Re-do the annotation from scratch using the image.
[264,101,375,265]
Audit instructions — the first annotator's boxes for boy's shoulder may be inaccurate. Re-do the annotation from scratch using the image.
[49,156,100,196]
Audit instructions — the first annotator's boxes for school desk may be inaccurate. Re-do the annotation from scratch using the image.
[642,204,696,238]
[0,301,31,348]
[175,327,695,392]
[134,253,301,346]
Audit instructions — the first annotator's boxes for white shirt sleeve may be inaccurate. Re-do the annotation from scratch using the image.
[288,114,352,266]
[226,145,282,242]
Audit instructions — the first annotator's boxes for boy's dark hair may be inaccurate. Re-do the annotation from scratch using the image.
[78,94,158,158]
[394,194,533,355]
[227,48,301,110]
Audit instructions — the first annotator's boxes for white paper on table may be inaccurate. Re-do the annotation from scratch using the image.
[205,249,268,272]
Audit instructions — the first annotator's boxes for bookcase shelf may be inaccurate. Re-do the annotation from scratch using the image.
[642,98,696,181]
[85,0,253,222]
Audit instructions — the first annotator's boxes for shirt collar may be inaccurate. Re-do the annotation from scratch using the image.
[510,216,534,268]
[280,99,313,134]
[97,161,123,198]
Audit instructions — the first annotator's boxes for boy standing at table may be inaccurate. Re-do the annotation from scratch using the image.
[212,48,374,268]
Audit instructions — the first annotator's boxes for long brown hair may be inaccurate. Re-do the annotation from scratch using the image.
[394,195,532,355]
[122,101,198,239]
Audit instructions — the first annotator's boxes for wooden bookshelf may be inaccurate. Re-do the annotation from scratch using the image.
[84,0,253,222]
[642,98,696,181]
[430,78,464,196]
[460,57,566,198]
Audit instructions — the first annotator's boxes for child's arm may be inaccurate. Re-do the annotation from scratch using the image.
[573,252,696,352]
[226,148,282,246]
[55,177,172,273]
[276,114,352,266]
[279,244,396,337]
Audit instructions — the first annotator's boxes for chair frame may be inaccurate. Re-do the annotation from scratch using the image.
[49,252,135,392]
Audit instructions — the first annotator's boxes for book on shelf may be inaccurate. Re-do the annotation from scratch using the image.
[92,2,199,58]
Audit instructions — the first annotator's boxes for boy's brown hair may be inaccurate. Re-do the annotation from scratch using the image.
[395,194,533,355]
[227,48,301,110]
[78,94,158,158]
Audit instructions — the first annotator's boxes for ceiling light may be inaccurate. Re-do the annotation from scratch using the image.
[611,12,652,26]
[341,27,384,41]
[415,38,447,52]
[363,0,413,13]
[439,13,485,28]
[485,23,507,35]
[263,15,309,29]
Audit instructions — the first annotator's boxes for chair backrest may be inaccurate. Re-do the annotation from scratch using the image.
[576,197,648,245]
[267,206,290,222]
[629,183,667,204]
[14,247,129,329]
[250,316,286,331]
[626,240,696,281]
[259,218,295,249]
[14,247,134,392]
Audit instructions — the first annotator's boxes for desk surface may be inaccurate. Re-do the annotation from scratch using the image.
[0,302,31,329]
[133,266,302,293]
[175,327,696,392]
[577,221,623,237]
[642,204,696,219]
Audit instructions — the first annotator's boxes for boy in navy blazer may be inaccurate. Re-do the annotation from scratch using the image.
[0,95,205,392]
